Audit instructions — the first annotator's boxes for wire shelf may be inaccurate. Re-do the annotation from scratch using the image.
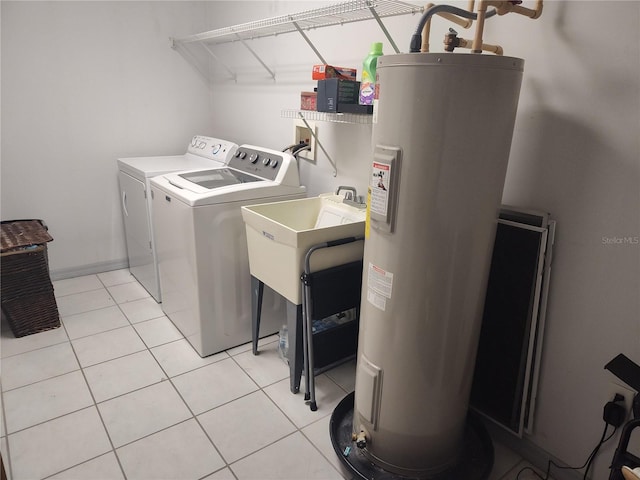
[174,0,423,46]
[282,109,374,125]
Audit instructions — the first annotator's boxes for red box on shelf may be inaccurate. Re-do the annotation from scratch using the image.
[301,91,317,111]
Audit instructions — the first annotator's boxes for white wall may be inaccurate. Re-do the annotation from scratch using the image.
[203,2,640,480]
[2,1,639,479]
[195,0,396,197]
[489,3,640,477]
[1,1,214,276]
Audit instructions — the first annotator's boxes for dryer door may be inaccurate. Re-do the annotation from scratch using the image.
[118,170,157,299]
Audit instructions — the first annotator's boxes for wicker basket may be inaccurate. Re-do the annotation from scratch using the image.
[1,220,60,337]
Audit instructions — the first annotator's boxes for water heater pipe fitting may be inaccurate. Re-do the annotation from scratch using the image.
[444,32,503,55]
[472,1,544,52]
[491,0,544,18]
[352,430,368,449]
[421,2,476,52]
[411,4,497,53]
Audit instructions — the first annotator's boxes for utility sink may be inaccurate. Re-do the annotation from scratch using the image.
[241,193,366,304]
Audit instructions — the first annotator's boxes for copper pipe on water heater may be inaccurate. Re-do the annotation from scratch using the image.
[472,0,544,52]
[471,1,489,53]
[440,5,475,27]
[446,35,503,55]
[475,40,503,55]
[516,0,544,19]
[493,0,543,18]
[420,3,435,52]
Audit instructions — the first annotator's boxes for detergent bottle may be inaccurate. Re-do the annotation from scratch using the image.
[359,42,383,105]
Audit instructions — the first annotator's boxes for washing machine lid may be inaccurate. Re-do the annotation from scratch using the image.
[174,168,262,193]
[117,136,238,180]
[117,154,216,180]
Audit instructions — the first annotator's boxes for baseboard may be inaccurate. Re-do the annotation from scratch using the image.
[50,259,129,281]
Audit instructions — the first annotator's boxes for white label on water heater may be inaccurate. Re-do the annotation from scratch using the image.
[367,263,393,311]
[370,162,390,217]
[369,146,400,234]
[367,290,387,311]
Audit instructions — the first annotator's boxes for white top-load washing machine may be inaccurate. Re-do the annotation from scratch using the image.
[150,145,307,356]
[117,136,237,302]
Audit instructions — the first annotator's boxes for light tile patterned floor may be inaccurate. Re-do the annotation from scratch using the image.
[0,269,541,480]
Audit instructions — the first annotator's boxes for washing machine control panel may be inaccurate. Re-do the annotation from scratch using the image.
[228,146,285,181]
[187,136,238,164]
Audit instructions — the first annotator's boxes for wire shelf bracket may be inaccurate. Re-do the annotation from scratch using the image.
[171,0,424,81]
[297,112,338,177]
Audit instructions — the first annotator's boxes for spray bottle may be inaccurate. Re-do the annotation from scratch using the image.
[359,42,383,106]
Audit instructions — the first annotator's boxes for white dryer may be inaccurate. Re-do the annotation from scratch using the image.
[150,145,306,356]
[117,136,237,301]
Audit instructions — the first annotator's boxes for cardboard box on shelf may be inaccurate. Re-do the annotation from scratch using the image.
[312,64,357,81]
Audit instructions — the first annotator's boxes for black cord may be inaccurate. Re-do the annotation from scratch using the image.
[515,422,618,480]
[293,144,311,159]
[282,141,307,152]
[516,466,545,480]
[291,142,310,155]
[582,423,615,480]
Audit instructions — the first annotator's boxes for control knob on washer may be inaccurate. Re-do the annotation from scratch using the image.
[249,153,259,163]
[263,158,271,166]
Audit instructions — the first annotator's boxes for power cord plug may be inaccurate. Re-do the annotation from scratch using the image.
[603,393,627,428]
[604,393,627,427]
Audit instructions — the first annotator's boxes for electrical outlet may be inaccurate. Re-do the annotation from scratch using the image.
[293,119,317,162]
[607,381,636,423]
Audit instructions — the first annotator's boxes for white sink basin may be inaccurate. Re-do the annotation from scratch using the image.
[241,194,365,304]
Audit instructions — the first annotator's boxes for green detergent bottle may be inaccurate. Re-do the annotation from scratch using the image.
[359,42,383,105]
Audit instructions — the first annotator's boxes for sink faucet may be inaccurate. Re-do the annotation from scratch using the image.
[336,186,357,199]
[335,186,366,209]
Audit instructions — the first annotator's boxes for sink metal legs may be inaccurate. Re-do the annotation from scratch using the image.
[251,275,304,394]
[250,276,264,356]
[286,301,304,394]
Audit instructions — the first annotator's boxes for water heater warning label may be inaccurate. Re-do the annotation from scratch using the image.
[367,263,393,311]
[370,162,390,216]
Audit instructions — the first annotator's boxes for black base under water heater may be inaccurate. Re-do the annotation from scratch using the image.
[330,393,494,480]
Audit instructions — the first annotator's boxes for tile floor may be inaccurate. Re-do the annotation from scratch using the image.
[0,269,551,480]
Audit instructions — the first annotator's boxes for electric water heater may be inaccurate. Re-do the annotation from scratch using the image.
[354,53,524,476]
